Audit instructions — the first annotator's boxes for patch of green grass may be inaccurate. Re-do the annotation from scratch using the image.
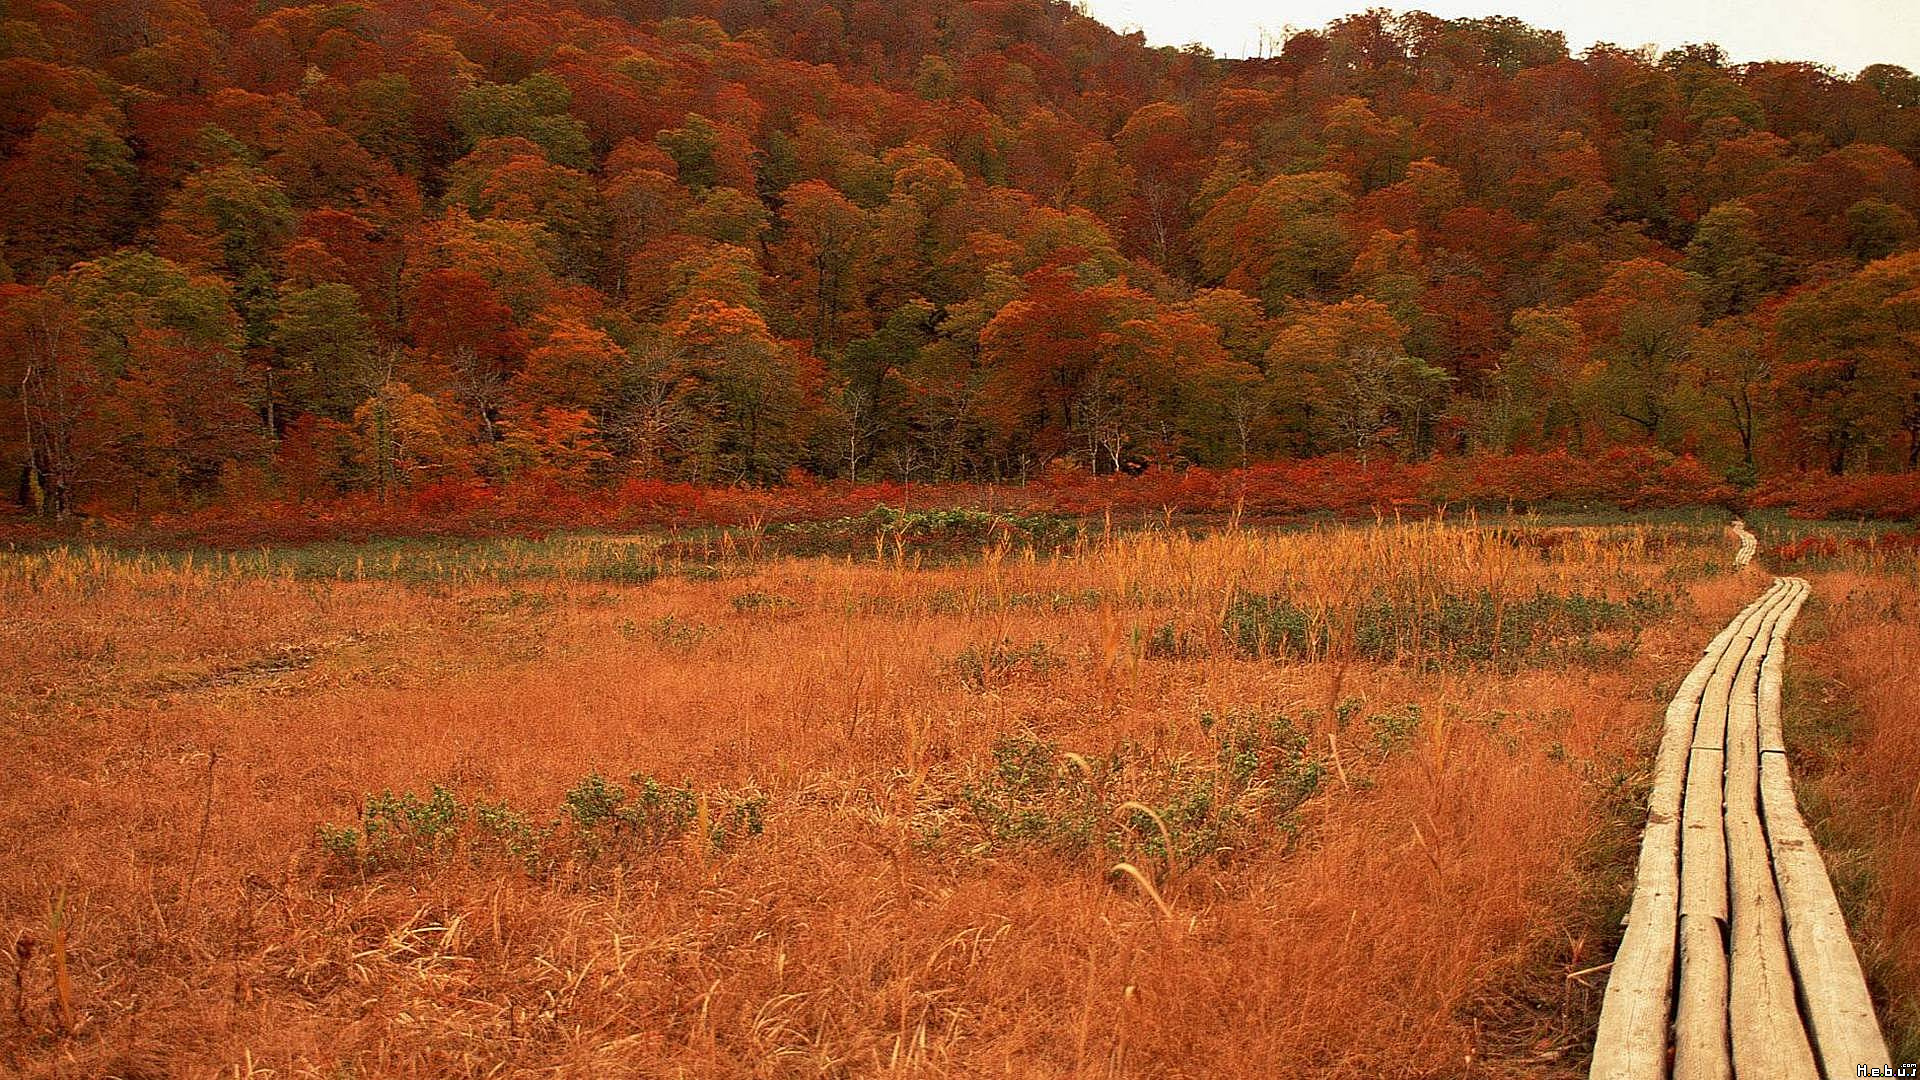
[1363,703,1423,752]
[948,639,1058,690]
[9,536,666,588]
[1485,507,1730,528]
[317,772,767,878]
[1139,620,1207,660]
[927,711,1325,879]
[624,614,715,648]
[1223,586,1670,670]
[866,505,1080,546]
[730,590,795,614]
[1744,507,1912,544]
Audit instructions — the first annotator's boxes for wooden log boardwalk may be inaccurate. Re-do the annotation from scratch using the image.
[1731,520,1757,568]
[1590,568,1888,1078]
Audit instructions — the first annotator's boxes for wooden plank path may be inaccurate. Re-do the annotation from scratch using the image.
[1731,520,1757,568]
[1590,570,1888,1078]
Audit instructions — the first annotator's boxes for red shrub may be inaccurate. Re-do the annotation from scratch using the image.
[8,452,1905,550]
[1757,472,1920,520]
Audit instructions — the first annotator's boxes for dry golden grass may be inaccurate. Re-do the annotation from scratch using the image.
[1783,561,1920,1061]
[0,518,1893,1077]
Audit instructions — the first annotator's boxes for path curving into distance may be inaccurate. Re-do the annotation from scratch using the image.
[1731,520,1757,569]
[1590,571,1888,1078]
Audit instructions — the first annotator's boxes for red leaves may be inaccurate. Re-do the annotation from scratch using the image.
[1771,530,1920,565]
[1756,471,1920,520]
[1425,447,1734,509]
[512,321,622,410]
[1233,458,1427,516]
[3,449,1774,549]
[408,269,527,368]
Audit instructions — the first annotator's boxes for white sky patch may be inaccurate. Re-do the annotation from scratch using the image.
[1078,0,1920,75]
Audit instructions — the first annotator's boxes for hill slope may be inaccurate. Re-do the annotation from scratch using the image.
[3,1,1919,515]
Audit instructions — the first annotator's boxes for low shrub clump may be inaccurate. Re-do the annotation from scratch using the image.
[622,613,716,647]
[866,505,1080,547]
[1771,530,1920,568]
[948,639,1059,690]
[317,772,768,877]
[1223,587,1670,669]
[918,710,1329,880]
[730,590,796,614]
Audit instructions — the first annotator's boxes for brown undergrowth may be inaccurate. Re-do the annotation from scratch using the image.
[1788,559,1920,1061]
[0,520,1810,1077]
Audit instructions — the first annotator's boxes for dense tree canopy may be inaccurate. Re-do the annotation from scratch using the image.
[3,0,1919,515]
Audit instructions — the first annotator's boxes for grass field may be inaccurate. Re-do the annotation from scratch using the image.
[2,516,1913,1077]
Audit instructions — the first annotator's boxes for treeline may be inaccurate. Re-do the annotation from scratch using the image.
[2,0,1918,518]
[20,449,1916,551]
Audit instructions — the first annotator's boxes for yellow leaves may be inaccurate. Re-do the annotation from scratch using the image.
[1504,306,1593,385]
[353,380,465,488]
[1573,257,1698,338]
[884,146,966,213]
[1017,206,1124,281]
[663,242,764,321]
[1264,298,1447,456]
[1113,101,1191,169]
[1193,171,1354,306]
[1318,95,1399,146]
[667,297,776,351]
[1349,229,1425,308]
[422,206,563,319]
[1266,296,1408,374]
[682,186,769,245]
[496,404,612,482]
[514,321,623,410]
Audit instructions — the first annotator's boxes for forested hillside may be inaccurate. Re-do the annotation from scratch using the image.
[4,0,1919,520]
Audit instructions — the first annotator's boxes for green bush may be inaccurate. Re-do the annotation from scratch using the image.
[939,712,1324,879]
[867,505,1078,545]
[317,772,766,878]
[949,639,1057,690]
[730,591,795,614]
[1140,620,1206,660]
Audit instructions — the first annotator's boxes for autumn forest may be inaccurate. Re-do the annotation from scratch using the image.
[5,0,1920,524]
